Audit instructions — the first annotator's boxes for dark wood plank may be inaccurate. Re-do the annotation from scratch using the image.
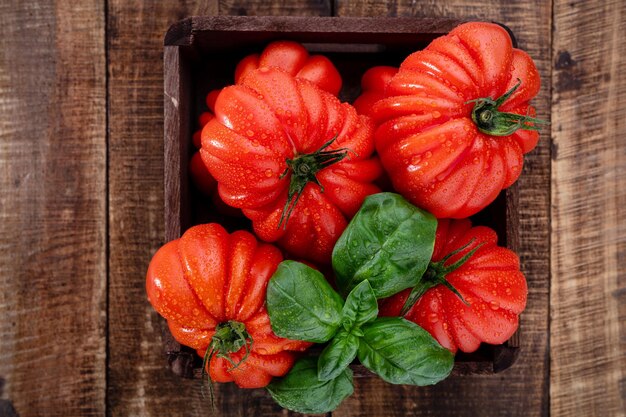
[0,1,107,416]
[107,1,218,416]
[334,2,552,416]
[219,0,332,16]
[551,1,626,416]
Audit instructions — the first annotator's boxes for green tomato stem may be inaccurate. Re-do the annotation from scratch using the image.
[399,240,485,316]
[201,320,253,407]
[467,78,548,136]
[278,136,351,229]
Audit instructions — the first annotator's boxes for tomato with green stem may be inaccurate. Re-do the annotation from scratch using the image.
[146,223,311,388]
[379,218,528,354]
[371,21,546,218]
[191,40,344,213]
[200,67,382,264]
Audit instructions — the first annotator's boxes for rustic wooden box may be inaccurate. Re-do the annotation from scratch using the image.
[163,16,521,379]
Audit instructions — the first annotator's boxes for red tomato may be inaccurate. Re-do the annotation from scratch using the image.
[371,22,544,218]
[190,40,343,206]
[200,67,382,264]
[379,219,527,354]
[353,66,397,117]
[189,151,216,195]
[235,40,342,96]
[190,90,220,196]
[146,223,311,388]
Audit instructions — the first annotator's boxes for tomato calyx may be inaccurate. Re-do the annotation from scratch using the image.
[201,320,253,405]
[467,78,548,137]
[400,239,484,316]
[278,136,351,229]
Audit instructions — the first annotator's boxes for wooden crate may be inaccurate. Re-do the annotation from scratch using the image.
[163,16,521,380]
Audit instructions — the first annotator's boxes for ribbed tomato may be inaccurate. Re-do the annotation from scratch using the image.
[190,90,219,196]
[190,40,343,212]
[353,65,397,117]
[146,223,311,388]
[379,219,527,354]
[371,22,544,218]
[200,67,381,264]
[235,40,342,96]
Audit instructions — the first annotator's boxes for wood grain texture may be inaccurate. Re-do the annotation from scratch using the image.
[0,1,106,416]
[219,0,332,16]
[106,1,217,416]
[334,2,552,416]
[551,1,626,416]
[0,0,621,416]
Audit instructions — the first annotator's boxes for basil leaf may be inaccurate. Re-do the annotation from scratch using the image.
[341,280,378,330]
[332,192,437,298]
[318,329,360,382]
[267,260,344,343]
[357,317,453,386]
[267,357,354,414]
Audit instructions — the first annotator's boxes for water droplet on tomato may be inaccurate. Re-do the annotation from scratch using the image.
[411,155,422,165]
[425,151,433,159]
[429,313,439,323]
[303,207,310,216]
[442,323,449,330]
[264,169,273,178]
[505,288,512,295]
[432,111,441,118]
[490,301,500,310]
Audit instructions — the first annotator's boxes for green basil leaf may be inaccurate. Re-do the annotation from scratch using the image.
[317,329,360,382]
[267,260,344,343]
[267,357,354,414]
[341,280,378,330]
[332,192,437,298]
[357,317,453,386]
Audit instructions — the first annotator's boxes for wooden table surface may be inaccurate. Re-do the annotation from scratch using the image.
[0,1,623,416]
